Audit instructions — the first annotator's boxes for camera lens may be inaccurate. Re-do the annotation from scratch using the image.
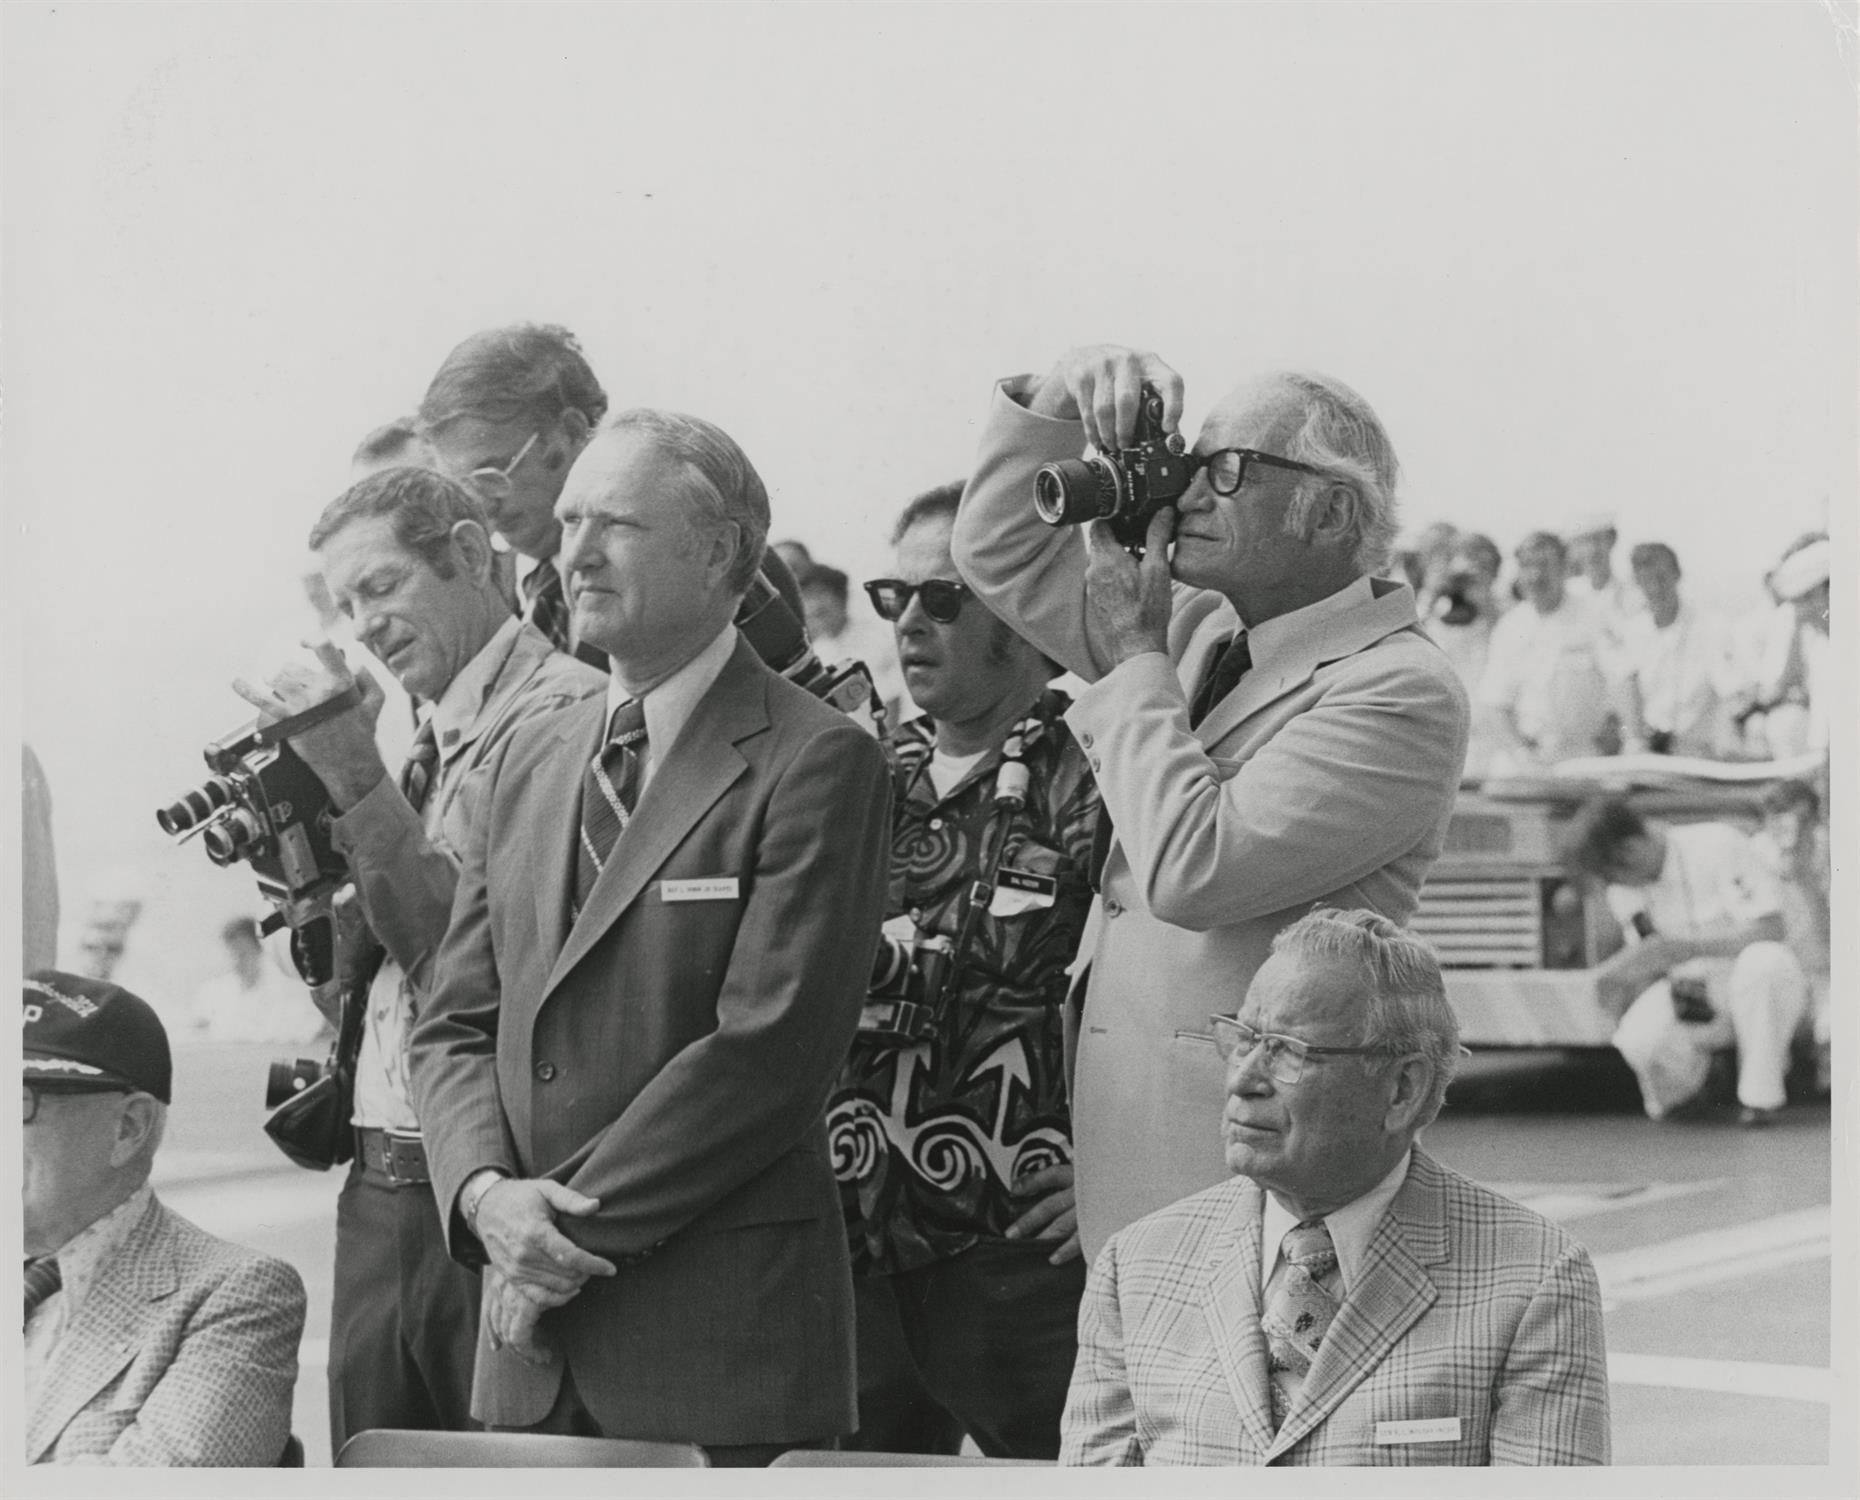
[156,776,235,836]
[1034,458,1121,527]
[202,808,264,866]
[265,1057,321,1111]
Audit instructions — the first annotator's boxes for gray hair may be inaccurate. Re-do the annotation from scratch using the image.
[1270,908,1460,1127]
[604,408,770,595]
[1267,372,1402,577]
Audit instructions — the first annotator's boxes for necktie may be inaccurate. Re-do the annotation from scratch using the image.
[525,565,573,655]
[1263,1218,1340,1429]
[399,720,440,815]
[24,1255,61,1325]
[1189,633,1252,729]
[574,701,648,913]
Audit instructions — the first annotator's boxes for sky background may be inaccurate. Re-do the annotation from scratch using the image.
[5,2,1855,1003]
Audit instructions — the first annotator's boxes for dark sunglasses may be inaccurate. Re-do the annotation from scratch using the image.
[864,578,974,624]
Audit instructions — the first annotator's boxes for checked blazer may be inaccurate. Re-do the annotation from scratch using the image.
[1062,1148,1610,1466]
[27,1193,306,1466]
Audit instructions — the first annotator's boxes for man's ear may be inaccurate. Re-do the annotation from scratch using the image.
[558,407,592,458]
[111,1095,162,1168]
[1306,481,1360,548]
[707,521,744,589]
[1382,1054,1435,1135]
[450,519,493,583]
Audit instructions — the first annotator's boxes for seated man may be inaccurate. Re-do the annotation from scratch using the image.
[1618,542,1731,758]
[1565,798,1809,1126]
[1062,910,1609,1467]
[24,972,307,1466]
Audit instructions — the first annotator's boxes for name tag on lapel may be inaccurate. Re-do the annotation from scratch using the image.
[1375,1417,1462,1445]
[659,878,740,903]
[989,868,1057,917]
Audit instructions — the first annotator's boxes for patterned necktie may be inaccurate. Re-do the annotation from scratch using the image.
[574,701,648,914]
[1263,1218,1340,1429]
[399,719,441,815]
[525,565,573,655]
[1189,633,1252,728]
[24,1255,61,1325]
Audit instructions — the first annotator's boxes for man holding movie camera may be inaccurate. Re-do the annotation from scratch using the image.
[826,482,1100,1459]
[951,345,1469,1260]
[233,466,603,1453]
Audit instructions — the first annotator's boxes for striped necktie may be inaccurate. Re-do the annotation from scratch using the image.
[399,719,441,815]
[1189,632,1252,729]
[525,565,573,655]
[1263,1218,1340,1429]
[24,1255,61,1325]
[574,701,648,914]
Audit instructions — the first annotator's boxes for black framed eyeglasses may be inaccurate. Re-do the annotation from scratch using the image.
[1208,1014,1394,1086]
[24,1081,131,1124]
[1199,448,1331,497]
[864,578,974,625]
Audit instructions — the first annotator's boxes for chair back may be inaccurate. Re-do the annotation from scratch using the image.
[336,1430,709,1467]
[770,1449,1054,1467]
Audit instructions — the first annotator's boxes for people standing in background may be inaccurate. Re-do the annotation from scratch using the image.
[1619,542,1732,758]
[798,559,909,722]
[186,917,326,1046]
[1481,531,1618,772]
[1750,537,1831,761]
[1563,513,1640,650]
[1424,534,1505,781]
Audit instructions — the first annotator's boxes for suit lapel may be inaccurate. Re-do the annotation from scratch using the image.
[1197,1180,1278,1457]
[541,642,765,997]
[1267,1152,1446,1459]
[28,1195,174,1463]
[527,703,601,978]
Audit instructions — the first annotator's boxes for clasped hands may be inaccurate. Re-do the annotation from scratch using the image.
[1030,344,1188,669]
[474,1179,616,1365]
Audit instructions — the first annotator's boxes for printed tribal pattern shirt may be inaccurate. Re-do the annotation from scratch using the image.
[828,689,1100,1275]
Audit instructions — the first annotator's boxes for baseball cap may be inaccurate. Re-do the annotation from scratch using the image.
[23,970,173,1103]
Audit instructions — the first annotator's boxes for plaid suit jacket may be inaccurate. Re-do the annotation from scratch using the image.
[27,1193,306,1466]
[1062,1147,1610,1466]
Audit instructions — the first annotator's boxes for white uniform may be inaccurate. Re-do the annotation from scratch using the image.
[1607,822,1808,1117]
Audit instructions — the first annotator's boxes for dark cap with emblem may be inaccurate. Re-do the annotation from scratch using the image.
[23,970,172,1104]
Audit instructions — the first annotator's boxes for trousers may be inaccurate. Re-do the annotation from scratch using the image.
[1612,940,1810,1117]
[328,1162,482,1455]
[846,1237,1087,1460]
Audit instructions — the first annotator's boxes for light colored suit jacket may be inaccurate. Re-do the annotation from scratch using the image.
[952,381,1470,1256]
[1062,1148,1610,1466]
[27,1193,306,1466]
[410,635,892,1446]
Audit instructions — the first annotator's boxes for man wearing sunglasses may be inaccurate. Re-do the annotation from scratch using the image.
[1061,911,1609,1466]
[24,972,307,1466]
[827,483,1100,1459]
[951,344,1470,1261]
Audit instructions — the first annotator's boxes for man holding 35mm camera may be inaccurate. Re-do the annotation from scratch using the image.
[951,345,1469,1260]
[233,466,603,1455]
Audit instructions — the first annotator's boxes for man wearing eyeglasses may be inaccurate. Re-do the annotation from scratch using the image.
[1061,911,1610,1466]
[951,346,1470,1261]
[24,972,307,1466]
[825,482,1100,1459]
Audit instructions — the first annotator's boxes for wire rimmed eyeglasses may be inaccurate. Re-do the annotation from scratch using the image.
[465,431,540,501]
[864,577,974,624]
[1208,1014,1399,1086]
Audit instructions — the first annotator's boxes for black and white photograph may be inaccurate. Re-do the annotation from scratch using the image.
[7,2,1852,1488]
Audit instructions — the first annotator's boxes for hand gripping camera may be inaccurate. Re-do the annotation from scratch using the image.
[1033,382,1194,554]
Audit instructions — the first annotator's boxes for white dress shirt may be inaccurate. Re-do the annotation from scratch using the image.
[25,1183,152,1394]
[604,624,739,790]
[1261,1149,1412,1300]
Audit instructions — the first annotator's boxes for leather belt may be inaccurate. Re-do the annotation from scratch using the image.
[354,1126,431,1187]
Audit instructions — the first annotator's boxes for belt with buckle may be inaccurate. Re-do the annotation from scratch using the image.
[354,1126,431,1186]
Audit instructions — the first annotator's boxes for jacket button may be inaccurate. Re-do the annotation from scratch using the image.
[1080,732,1094,748]
[535,1062,556,1082]
[1090,756,1102,772]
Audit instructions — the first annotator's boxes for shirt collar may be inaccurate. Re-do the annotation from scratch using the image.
[1243,575,1375,672]
[1261,1148,1412,1298]
[424,616,524,762]
[605,624,738,774]
[45,1180,151,1311]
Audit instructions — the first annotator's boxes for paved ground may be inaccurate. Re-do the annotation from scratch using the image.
[150,1040,1842,1470]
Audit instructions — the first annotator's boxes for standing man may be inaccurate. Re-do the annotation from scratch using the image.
[1061,911,1610,1466]
[418,323,609,663]
[234,467,604,1453]
[1481,531,1618,771]
[1619,542,1731,758]
[828,482,1100,1458]
[951,345,1468,1257]
[1563,512,1640,649]
[410,410,892,1463]
[25,973,306,1465]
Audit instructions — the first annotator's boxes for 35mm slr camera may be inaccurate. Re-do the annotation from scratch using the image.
[859,932,954,1046]
[1033,382,1193,554]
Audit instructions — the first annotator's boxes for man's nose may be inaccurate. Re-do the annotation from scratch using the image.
[1227,1045,1274,1095]
[559,520,592,571]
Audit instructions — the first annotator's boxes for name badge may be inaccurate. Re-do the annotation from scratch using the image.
[660,878,740,903]
[990,867,1058,918]
[1374,1417,1462,1445]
